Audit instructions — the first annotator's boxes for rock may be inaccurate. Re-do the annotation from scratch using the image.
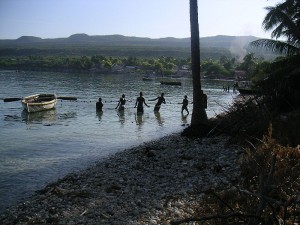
[0,133,241,225]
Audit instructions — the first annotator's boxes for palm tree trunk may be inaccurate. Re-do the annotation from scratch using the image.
[190,0,208,125]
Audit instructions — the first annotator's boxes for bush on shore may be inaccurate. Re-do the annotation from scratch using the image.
[173,126,300,225]
[177,82,300,224]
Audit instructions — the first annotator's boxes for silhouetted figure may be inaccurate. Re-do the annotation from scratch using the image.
[96,98,103,111]
[180,95,189,114]
[149,93,166,112]
[233,82,239,93]
[200,90,208,109]
[115,94,128,111]
[134,92,149,113]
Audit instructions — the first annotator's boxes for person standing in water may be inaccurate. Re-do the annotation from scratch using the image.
[180,95,189,114]
[115,94,128,111]
[134,92,149,113]
[96,97,103,112]
[149,93,166,112]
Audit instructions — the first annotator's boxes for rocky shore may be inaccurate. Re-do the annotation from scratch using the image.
[0,133,242,225]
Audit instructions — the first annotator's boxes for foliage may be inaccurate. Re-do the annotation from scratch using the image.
[0,55,191,75]
[250,0,300,56]
[247,0,300,116]
[255,54,300,112]
[0,54,244,80]
[250,60,271,83]
[172,127,300,225]
[0,44,234,60]
[201,57,235,78]
[210,85,300,147]
[251,38,300,56]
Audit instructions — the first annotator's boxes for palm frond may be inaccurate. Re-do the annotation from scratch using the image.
[249,39,300,56]
[263,7,281,31]
[263,0,300,44]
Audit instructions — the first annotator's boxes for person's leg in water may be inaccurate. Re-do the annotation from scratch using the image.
[137,106,144,114]
[154,104,160,112]
[182,105,189,114]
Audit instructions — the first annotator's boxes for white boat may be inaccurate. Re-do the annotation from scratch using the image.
[22,94,57,113]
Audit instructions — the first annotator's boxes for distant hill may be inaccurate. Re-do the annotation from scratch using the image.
[0,34,264,59]
[0,33,258,48]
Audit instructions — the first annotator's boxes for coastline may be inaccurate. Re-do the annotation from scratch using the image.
[0,132,242,225]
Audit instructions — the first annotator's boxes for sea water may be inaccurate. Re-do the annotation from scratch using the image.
[0,70,237,213]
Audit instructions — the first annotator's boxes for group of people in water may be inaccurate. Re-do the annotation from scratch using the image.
[223,82,239,93]
[96,92,191,114]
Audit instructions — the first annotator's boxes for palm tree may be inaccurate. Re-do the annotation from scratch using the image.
[250,0,300,55]
[189,0,208,126]
[250,0,300,111]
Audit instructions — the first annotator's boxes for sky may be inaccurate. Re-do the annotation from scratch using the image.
[0,0,282,40]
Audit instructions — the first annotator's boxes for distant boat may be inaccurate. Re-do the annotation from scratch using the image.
[237,88,258,95]
[22,94,57,113]
[142,77,154,81]
[160,81,181,86]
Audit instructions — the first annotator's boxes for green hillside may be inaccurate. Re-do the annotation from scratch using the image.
[0,34,259,59]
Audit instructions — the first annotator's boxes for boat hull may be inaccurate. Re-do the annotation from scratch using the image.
[237,88,258,95]
[22,94,57,113]
[160,81,181,86]
[142,77,154,81]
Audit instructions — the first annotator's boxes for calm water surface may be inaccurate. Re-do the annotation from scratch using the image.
[0,70,237,213]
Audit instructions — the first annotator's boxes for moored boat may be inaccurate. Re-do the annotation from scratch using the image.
[22,94,57,113]
[237,88,258,95]
[160,81,182,86]
[142,77,154,81]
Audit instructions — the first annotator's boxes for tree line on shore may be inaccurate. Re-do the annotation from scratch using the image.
[0,53,274,82]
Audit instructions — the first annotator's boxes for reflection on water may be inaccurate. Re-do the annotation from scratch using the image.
[135,113,144,127]
[96,110,103,121]
[154,111,164,126]
[181,113,190,126]
[58,111,77,120]
[4,114,22,122]
[21,109,57,124]
[117,110,125,126]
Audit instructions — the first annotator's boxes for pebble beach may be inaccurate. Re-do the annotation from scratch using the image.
[0,132,242,225]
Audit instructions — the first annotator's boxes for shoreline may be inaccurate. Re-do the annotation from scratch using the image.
[0,69,239,82]
[0,132,242,225]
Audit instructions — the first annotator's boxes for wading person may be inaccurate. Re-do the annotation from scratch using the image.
[149,93,166,112]
[134,92,149,114]
[96,97,103,112]
[180,95,189,114]
[115,94,128,111]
